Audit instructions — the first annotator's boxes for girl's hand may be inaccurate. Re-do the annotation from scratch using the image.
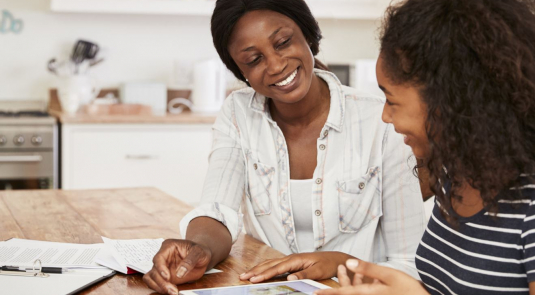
[314,259,429,295]
[239,252,352,283]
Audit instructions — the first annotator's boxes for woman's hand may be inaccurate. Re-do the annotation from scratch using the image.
[314,259,429,295]
[239,252,352,283]
[143,239,212,295]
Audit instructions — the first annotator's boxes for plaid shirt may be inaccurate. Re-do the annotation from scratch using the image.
[180,69,426,278]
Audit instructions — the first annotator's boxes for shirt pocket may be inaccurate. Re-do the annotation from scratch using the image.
[246,153,274,216]
[337,167,383,233]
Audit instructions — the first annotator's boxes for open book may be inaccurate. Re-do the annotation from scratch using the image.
[95,237,221,275]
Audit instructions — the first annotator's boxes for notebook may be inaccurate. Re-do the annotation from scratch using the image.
[0,268,115,295]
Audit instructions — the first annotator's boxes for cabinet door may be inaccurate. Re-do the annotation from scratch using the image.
[62,124,212,206]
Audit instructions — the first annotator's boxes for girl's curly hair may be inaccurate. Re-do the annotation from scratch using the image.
[379,0,535,222]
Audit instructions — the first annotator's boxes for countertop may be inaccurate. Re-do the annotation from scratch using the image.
[48,94,217,125]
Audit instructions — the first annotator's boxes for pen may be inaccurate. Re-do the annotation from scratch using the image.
[1,265,67,274]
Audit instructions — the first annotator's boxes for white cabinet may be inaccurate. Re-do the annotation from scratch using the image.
[50,0,391,20]
[61,124,212,206]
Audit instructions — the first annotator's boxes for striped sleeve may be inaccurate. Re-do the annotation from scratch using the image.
[521,188,535,282]
[179,96,246,243]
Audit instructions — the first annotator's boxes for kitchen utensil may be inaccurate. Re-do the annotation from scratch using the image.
[71,40,99,74]
[47,59,58,75]
[190,59,226,113]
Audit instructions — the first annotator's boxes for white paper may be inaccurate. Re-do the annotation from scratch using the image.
[96,237,222,275]
[0,238,106,269]
[1,268,115,295]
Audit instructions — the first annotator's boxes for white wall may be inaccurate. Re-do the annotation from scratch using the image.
[0,0,381,100]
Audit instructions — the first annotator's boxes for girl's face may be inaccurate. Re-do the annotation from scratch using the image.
[228,10,315,103]
[377,55,430,159]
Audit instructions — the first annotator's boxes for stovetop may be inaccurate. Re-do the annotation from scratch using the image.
[0,111,50,117]
[0,100,56,126]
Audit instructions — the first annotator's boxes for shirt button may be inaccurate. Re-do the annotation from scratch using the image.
[315,210,322,216]
[319,144,326,150]
[253,163,258,170]
[323,130,329,137]
[359,182,366,189]
[315,178,322,184]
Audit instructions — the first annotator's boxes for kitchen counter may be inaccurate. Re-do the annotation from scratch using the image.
[48,94,217,124]
[50,109,217,124]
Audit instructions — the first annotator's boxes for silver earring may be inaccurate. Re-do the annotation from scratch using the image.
[246,78,249,82]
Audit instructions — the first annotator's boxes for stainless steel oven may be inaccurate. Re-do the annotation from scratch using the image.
[0,101,58,190]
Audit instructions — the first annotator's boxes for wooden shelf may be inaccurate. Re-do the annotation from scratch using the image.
[50,0,386,20]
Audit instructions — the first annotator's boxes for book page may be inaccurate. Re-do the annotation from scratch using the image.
[0,238,106,268]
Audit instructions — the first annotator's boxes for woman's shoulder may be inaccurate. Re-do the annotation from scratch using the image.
[341,85,386,105]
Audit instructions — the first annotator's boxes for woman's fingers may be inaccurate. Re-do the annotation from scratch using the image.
[287,263,326,281]
[143,271,179,295]
[152,243,175,281]
[175,245,209,279]
[239,258,286,281]
[337,265,351,287]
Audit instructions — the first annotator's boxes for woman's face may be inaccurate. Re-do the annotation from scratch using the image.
[228,10,315,103]
[377,55,430,159]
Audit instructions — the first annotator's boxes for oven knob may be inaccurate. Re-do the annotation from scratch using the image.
[31,136,43,146]
[0,136,6,146]
[13,135,25,145]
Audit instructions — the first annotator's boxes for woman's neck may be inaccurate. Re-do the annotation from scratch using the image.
[451,181,485,217]
[269,74,330,127]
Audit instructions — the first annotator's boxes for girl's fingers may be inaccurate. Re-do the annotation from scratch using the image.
[337,265,351,287]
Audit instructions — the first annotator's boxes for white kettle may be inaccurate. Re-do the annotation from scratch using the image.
[168,59,227,114]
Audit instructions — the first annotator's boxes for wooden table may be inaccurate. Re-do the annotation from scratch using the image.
[0,187,338,294]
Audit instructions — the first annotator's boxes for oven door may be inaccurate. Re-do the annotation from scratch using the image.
[0,151,55,190]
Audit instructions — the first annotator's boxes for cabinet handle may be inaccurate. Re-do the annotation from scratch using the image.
[0,155,43,163]
[125,154,158,160]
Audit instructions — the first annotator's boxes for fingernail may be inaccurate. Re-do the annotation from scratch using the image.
[176,266,188,278]
[250,276,260,282]
[168,287,178,295]
[287,274,298,281]
[161,271,169,280]
[346,259,359,269]
[239,273,247,278]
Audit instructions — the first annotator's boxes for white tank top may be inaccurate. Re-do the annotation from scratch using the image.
[290,179,315,253]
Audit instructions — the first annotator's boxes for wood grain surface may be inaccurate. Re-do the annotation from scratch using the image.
[0,188,338,294]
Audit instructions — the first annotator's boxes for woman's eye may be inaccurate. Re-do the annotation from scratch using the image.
[277,38,291,49]
[385,98,394,106]
[247,56,261,66]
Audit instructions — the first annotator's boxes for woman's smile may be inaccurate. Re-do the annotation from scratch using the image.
[270,66,301,93]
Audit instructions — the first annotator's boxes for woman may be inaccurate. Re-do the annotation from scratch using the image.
[143,0,425,294]
[316,0,535,294]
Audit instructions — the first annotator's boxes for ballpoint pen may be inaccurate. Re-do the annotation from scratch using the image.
[1,265,67,274]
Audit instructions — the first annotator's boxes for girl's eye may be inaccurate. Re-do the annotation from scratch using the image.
[385,98,394,106]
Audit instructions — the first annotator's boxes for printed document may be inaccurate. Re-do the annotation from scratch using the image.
[0,238,106,269]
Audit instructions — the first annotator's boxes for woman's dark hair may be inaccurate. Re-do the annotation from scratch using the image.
[211,0,328,84]
[380,0,535,221]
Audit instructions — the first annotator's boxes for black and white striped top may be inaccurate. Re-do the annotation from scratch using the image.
[416,176,535,295]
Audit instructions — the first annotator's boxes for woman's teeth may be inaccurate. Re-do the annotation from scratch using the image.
[275,68,298,87]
